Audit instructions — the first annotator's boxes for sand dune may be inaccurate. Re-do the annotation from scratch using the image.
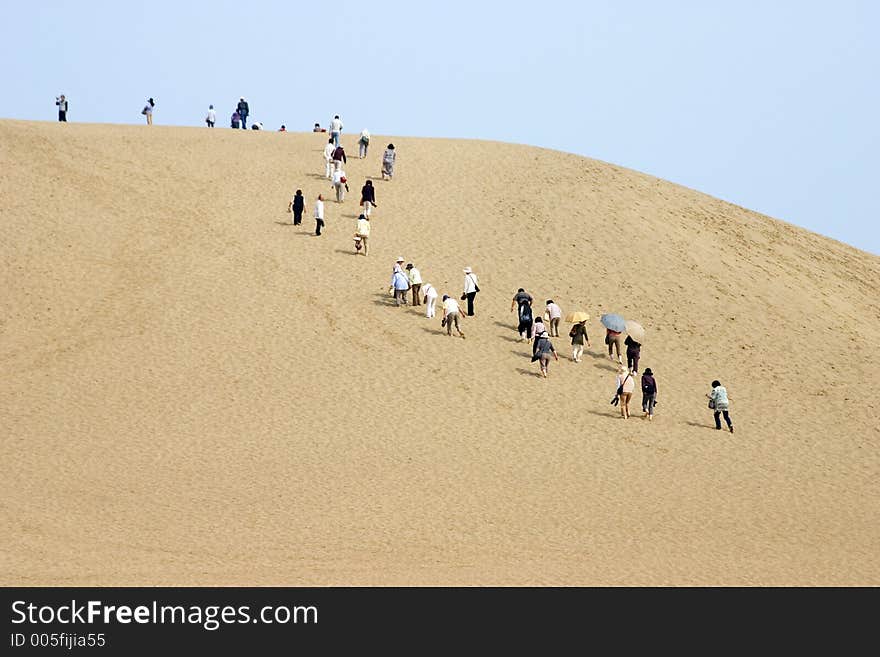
[1,119,878,585]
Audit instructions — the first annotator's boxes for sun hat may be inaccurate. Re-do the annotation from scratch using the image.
[405,263,413,269]
[463,267,472,273]
[396,256,405,262]
[442,295,449,301]
[644,368,653,376]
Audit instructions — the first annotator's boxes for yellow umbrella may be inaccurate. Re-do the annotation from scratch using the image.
[564,311,590,323]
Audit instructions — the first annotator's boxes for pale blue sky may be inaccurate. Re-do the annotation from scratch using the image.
[3,0,878,254]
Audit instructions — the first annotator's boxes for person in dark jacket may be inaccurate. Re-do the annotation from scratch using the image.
[625,335,642,373]
[360,180,377,217]
[231,111,241,129]
[288,189,305,226]
[641,368,657,420]
[332,144,347,170]
[236,97,249,129]
[569,321,590,362]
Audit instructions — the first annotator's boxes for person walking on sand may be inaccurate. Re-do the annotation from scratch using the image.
[392,256,405,274]
[641,368,657,420]
[332,143,347,171]
[531,331,559,378]
[332,167,347,202]
[360,180,377,217]
[514,293,534,342]
[406,263,422,306]
[323,138,335,179]
[462,267,479,316]
[545,300,562,337]
[142,98,155,125]
[355,213,370,255]
[330,114,343,146]
[511,289,533,313]
[391,269,410,306]
[55,95,68,122]
[530,316,547,343]
[205,104,216,127]
[441,295,465,338]
[707,380,734,433]
[615,365,636,419]
[422,283,438,318]
[625,335,642,373]
[606,327,623,364]
[237,97,249,129]
[381,143,396,180]
[288,189,305,226]
[358,128,370,158]
[569,320,591,362]
[314,194,325,236]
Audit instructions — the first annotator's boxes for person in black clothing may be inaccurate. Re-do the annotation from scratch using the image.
[332,144,347,170]
[288,189,305,225]
[641,368,657,420]
[237,97,249,129]
[625,335,642,373]
[55,95,68,121]
[360,180,377,216]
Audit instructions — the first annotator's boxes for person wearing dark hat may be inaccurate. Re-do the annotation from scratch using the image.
[625,334,642,373]
[406,263,422,305]
[288,189,305,226]
[142,97,155,125]
[641,368,657,420]
[707,380,733,433]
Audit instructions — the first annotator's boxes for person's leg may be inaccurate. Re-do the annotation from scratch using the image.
[633,353,640,373]
[413,284,421,305]
[623,393,632,418]
[325,160,331,178]
[362,236,368,256]
[573,345,583,361]
[446,314,453,335]
[714,411,722,429]
[647,394,655,418]
[723,410,733,431]
[454,314,464,336]
[467,292,476,316]
[364,201,372,217]
[551,317,559,336]
[241,114,247,129]
[316,218,323,235]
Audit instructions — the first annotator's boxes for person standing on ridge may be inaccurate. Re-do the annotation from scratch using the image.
[329,115,343,146]
[205,104,216,127]
[55,95,68,122]
[142,98,155,125]
[237,97,249,129]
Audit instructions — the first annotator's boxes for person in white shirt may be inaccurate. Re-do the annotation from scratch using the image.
[205,105,216,127]
[544,299,563,336]
[323,138,335,179]
[405,263,422,306]
[332,168,347,202]
[441,295,465,338]
[355,214,370,256]
[314,194,325,236]
[329,115,343,146]
[358,129,370,158]
[422,283,438,318]
[462,267,479,316]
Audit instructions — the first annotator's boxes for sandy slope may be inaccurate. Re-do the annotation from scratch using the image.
[1,119,878,585]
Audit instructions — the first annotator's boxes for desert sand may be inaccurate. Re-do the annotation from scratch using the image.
[1,119,878,585]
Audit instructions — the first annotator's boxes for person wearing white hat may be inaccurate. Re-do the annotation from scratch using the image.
[422,283,438,318]
[392,256,405,274]
[531,330,558,378]
[461,267,479,316]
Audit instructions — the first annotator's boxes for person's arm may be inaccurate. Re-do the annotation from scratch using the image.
[511,298,517,312]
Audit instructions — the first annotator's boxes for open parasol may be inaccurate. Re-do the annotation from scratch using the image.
[600,313,626,333]
[625,320,646,343]
[564,311,590,323]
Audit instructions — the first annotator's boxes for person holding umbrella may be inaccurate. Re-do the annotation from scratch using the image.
[624,319,645,373]
[601,313,626,364]
[707,380,734,433]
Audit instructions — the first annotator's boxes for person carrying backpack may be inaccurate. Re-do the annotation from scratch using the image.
[517,297,534,342]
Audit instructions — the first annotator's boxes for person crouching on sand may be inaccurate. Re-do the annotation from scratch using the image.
[441,295,465,338]
[422,283,438,318]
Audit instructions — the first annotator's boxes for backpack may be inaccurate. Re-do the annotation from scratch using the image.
[642,377,656,395]
[519,302,533,323]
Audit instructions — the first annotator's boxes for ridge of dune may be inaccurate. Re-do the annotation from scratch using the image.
[1,119,878,585]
